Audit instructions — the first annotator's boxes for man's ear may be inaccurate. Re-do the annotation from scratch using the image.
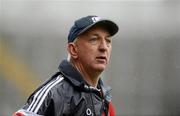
[67,43,78,59]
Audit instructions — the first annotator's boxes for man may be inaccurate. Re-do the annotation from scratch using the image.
[13,15,118,116]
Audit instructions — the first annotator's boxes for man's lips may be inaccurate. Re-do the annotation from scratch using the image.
[96,56,107,62]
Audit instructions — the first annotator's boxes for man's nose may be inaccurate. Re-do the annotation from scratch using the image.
[99,40,108,51]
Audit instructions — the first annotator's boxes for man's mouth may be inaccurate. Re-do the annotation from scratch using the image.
[96,56,107,62]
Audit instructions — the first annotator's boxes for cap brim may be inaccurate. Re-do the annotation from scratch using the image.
[78,19,119,37]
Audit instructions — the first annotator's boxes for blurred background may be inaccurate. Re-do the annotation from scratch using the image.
[0,0,180,116]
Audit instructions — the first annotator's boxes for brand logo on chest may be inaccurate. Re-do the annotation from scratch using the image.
[86,108,93,116]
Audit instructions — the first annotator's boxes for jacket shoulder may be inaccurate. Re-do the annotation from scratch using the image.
[15,74,65,115]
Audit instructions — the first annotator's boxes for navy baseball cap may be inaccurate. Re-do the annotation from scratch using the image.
[68,15,119,43]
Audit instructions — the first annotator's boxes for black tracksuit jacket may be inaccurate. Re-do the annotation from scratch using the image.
[14,60,112,116]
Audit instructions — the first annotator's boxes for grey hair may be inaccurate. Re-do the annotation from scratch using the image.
[67,37,78,62]
[67,53,71,62]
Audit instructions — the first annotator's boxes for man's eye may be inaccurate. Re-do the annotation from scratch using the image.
[90,38,97,41]
[106,39,111,43]
[106,38,111,44]
[89,38,98,44]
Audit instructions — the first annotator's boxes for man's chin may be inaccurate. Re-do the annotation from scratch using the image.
[93,65,106,72]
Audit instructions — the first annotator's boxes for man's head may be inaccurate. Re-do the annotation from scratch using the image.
[67,15,118,73]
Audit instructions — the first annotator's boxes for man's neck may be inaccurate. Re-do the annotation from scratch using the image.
[70,60,101,87]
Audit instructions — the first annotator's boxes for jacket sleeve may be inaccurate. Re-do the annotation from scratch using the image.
[13,75,64,116]
[13,90,53,116]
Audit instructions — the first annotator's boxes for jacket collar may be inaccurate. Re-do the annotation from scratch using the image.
[58,60,112,101]
[58,60,85,87]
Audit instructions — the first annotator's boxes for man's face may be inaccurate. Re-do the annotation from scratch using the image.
[74,25,112,72]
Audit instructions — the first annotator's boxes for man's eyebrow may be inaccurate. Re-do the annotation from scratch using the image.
[92,33,99,37]
[90,33,110,37]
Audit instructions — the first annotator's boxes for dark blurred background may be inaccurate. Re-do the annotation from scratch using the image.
[0,0,180,116]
